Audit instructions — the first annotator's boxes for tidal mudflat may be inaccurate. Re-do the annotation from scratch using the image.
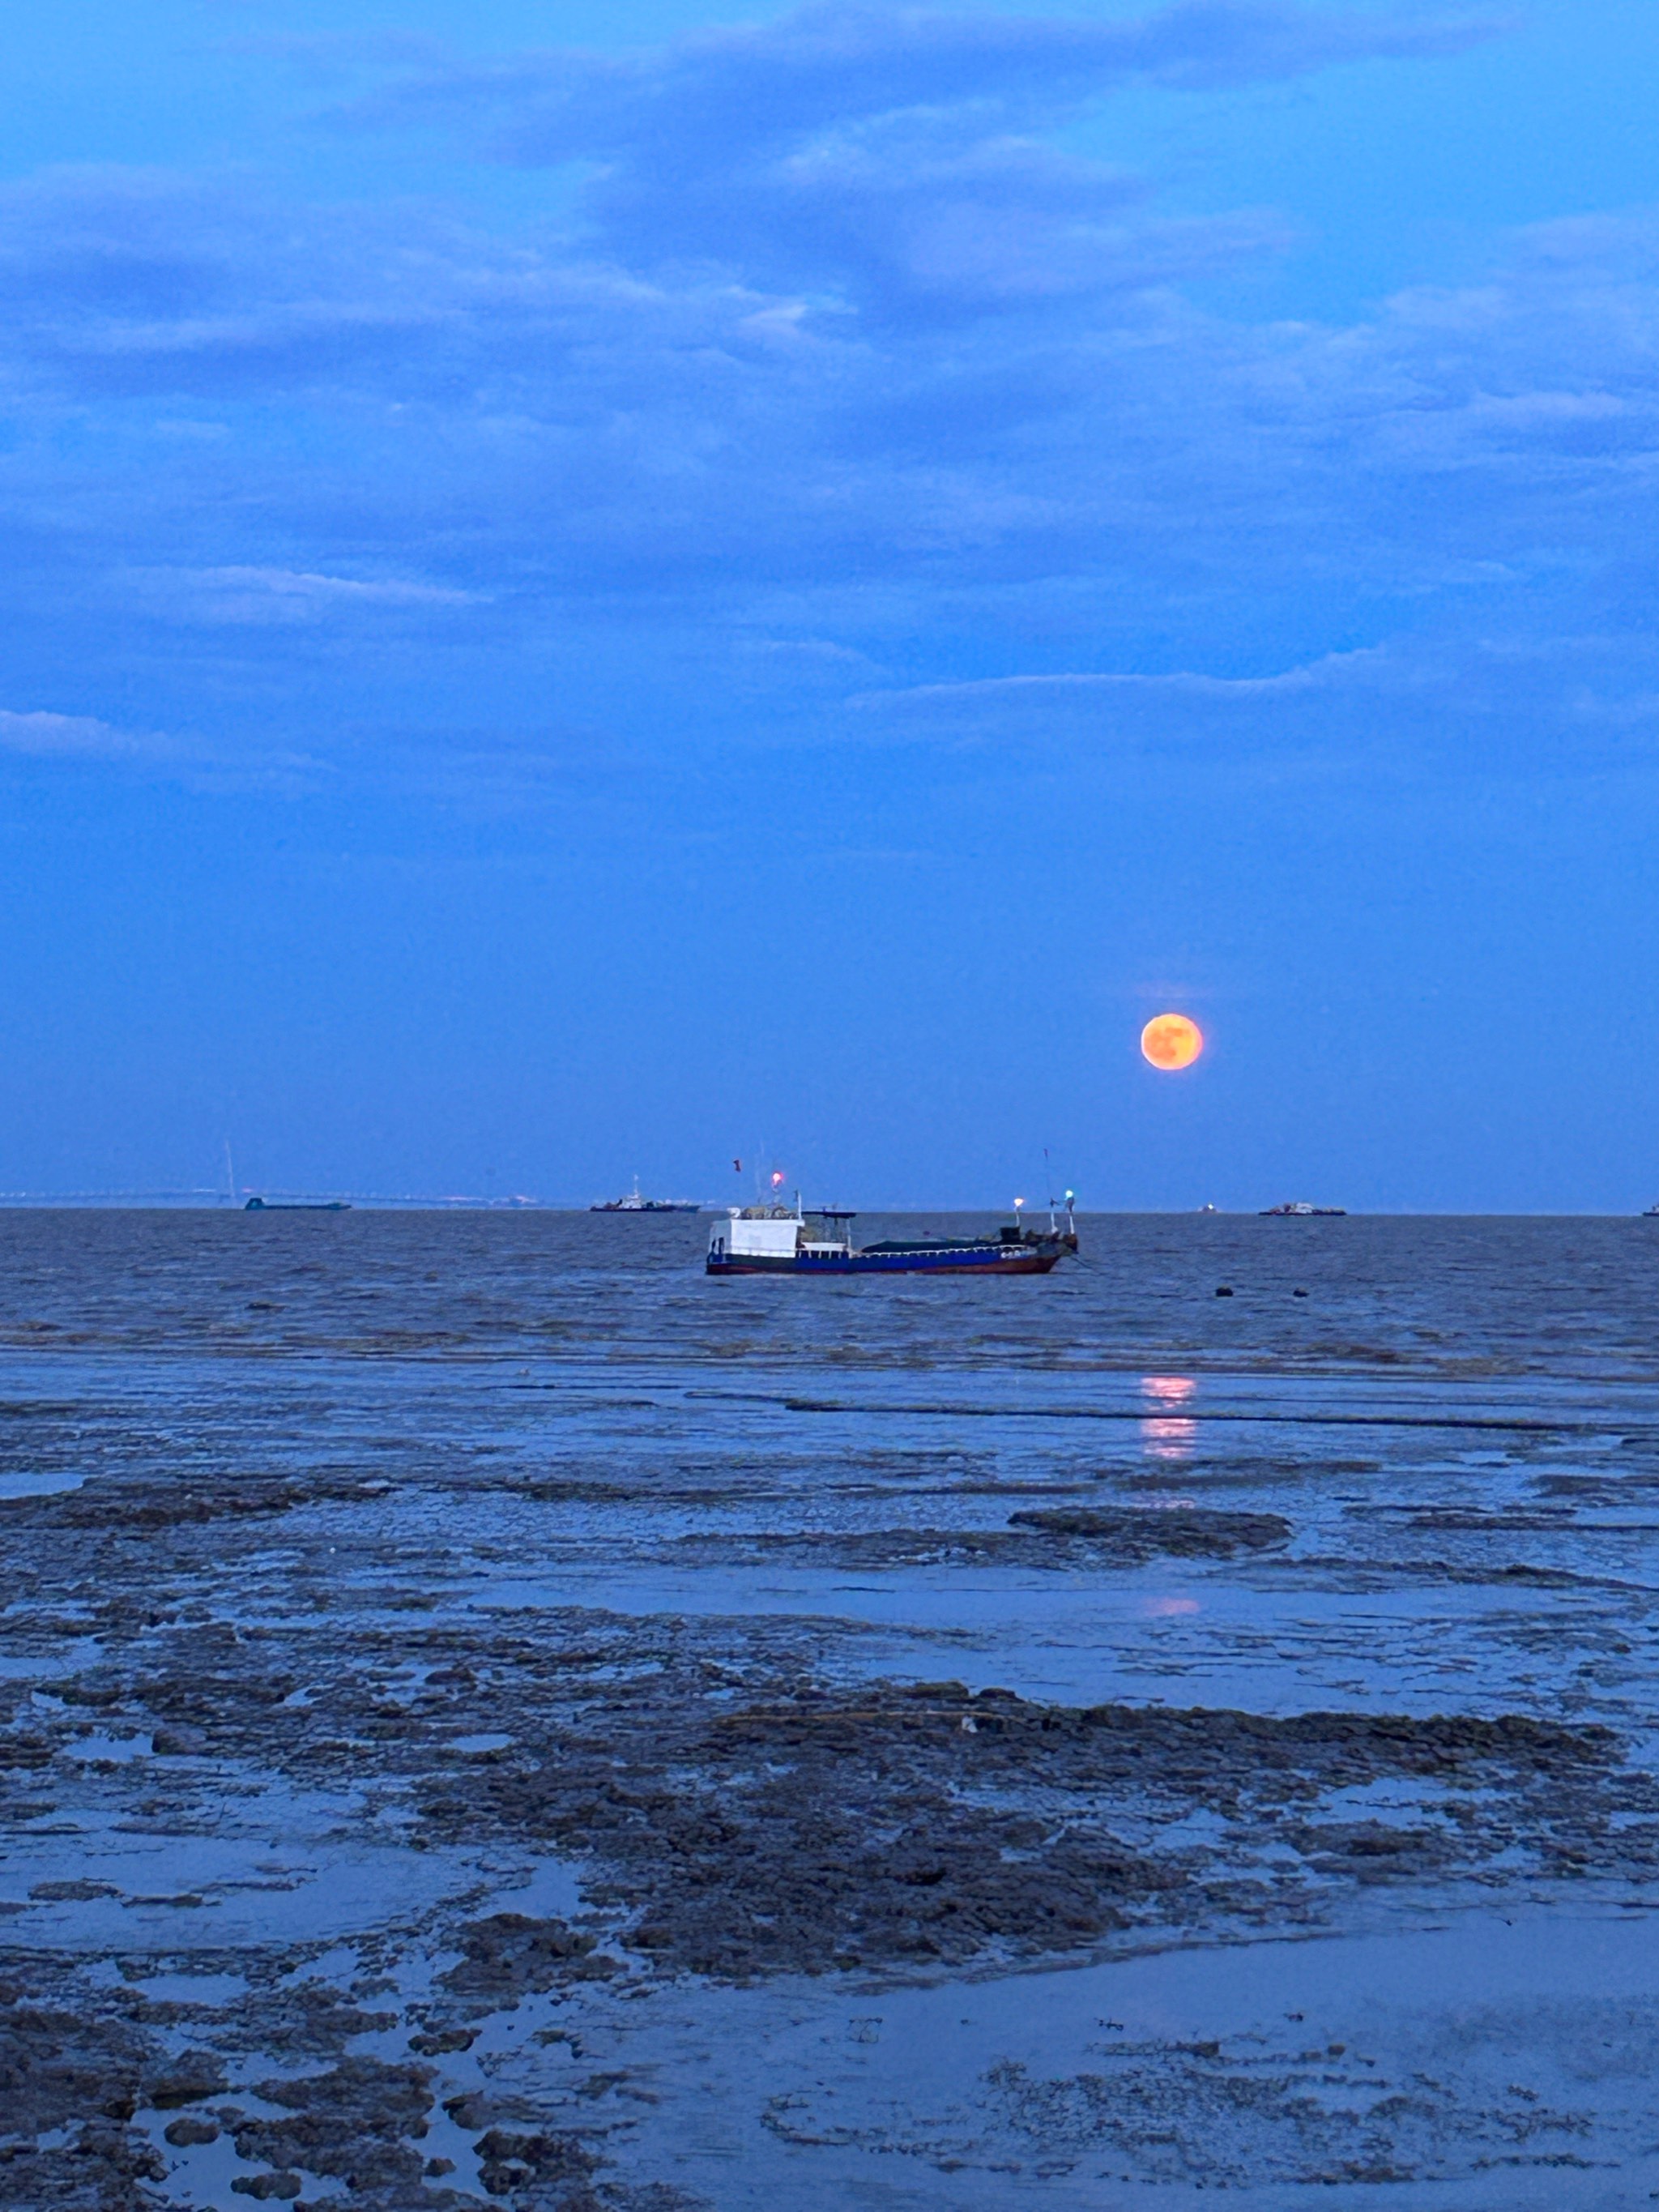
[5,1211,1659,2208]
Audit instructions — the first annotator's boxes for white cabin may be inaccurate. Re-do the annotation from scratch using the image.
[707,1200,858,1266]
[709,1206,803,1262]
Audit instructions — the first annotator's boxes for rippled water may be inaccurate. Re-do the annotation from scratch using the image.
[3,1205,1657,1371]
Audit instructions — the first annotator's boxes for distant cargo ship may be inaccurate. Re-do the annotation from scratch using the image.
[1260,1201,1346,1217]
[592,1178,700,1214]
[706,1198,1078,1276]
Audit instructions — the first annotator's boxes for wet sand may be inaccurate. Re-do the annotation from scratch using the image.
[3,1210,1659,2207]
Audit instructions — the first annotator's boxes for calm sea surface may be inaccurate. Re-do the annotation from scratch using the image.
[2,1207,1657,1376]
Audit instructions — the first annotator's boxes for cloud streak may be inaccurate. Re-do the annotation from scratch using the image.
[856,647,1392,711]
[0,707,156,760]
[122,566,485,626]
[360,3,1506,154]
[0,703,331,794]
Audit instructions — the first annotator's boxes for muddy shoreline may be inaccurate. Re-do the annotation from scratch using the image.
[5,1211,1659,2206]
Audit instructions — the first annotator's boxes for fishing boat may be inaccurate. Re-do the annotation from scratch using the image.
[592,1178,700,1214]
[706,1197,1078,1276]
[1260,1201,1346,1217]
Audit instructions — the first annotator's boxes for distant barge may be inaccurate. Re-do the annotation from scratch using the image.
[593,1179,700,1214]
[706,1200,1078,1276]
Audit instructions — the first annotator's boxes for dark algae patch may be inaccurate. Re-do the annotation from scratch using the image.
[230,2057,437,2199]
[665,1505,1293,1569]
[418,1681,1634,1976]
[1005,1505,1292,1557]
[440,1915,622,2007]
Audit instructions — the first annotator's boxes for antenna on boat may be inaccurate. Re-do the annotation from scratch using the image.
[224,1138,237,1207]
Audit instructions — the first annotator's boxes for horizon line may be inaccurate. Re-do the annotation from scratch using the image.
[0,1194,1653,1219]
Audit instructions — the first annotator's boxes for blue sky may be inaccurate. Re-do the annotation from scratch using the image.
[2,0,1657,1207]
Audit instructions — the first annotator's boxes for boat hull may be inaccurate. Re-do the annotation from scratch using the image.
[707,1242,1067,1276]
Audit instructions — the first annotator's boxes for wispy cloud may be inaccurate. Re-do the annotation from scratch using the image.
[0,707,157,759]
[0,702,326,791]
[122,566,486,626]
[856,647,1392,711]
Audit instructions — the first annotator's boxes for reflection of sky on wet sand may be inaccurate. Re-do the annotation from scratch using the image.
[1141,1373,1198,1462]
[548,1903,1659,2209]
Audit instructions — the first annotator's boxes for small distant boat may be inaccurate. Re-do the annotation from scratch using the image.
[1644,1204,1659,1218]
[244,1197,350,1212]
[592,1178,700,1215]
[706,1197,1079,1276]
[1260,1201,1346,1217]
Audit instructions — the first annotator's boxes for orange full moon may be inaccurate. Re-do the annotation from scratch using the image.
[1141,1013,1204,1071]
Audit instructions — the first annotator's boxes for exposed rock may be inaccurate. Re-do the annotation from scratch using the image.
[164,2115,220,2146]
[147,2048,229,2109]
